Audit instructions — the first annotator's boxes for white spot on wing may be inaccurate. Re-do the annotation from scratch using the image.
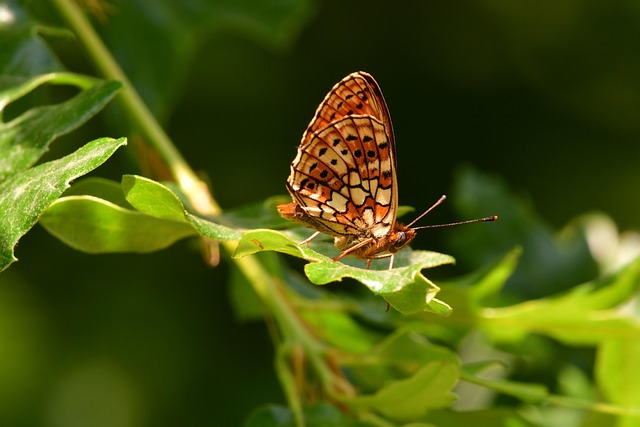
[379,158,391,174]
[362,208,374,225]
[349,171,360,186]
[327,192,349,213]
[350,187,367,206]
[377,188,391,205]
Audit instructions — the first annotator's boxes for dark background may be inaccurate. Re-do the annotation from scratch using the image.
[3,1,640,426]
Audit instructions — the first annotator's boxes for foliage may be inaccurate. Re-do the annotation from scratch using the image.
[1,1,640,427]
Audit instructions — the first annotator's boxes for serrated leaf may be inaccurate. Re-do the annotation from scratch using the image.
[40,195,197,253]
[234,229,454,315]
[0,73,121,179]
[121,174,187,222]
[0,137,127,271]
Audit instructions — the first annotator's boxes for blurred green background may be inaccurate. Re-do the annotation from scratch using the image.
[2,1,640,425]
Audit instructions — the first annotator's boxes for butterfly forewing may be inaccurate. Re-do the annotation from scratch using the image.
[280,71,406,265]
[303,73,394,145]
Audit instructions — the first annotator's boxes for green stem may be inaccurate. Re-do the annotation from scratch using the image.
[229,251,333,384]
[52,3,341,425]
[51,0,219,215]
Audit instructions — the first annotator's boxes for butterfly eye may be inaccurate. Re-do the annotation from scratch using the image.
[393,231,407,249]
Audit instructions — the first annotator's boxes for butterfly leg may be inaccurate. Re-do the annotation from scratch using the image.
[365,253,395,269]
[299,231,321,245]
[333,238,374,262]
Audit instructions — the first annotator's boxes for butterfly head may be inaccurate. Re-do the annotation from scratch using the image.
[389,224,416,253]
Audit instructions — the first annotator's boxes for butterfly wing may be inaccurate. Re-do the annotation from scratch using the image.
[283,72,399,240]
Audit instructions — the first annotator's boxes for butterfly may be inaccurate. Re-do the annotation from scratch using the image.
[278,71,496,269]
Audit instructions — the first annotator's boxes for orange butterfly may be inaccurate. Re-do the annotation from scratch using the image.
[278,72,495,269]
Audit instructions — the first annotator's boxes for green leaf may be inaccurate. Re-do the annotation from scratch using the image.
[41,173,252,254]
[0,137,127,271]
[345,330,459,394]
[479,259,640,345]
[460,368,548,403]
[467,247,522,305]
[596,338,640,424]
[39,195,197,253]
[185,211,245,241]
[233,229,455,315]
[301,310,383,354]
[347,360,458,421]
[63,177,132,208]
[425,408,531,427]
[121,174,188,222]
[0,73,122,178]
[376,330,460,365]
[449,167,597,297]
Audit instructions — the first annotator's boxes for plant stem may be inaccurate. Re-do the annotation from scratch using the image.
[51,0,219,216]
[52,3,340,425]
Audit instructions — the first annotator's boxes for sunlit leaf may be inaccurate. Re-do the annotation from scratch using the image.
[479,259,640,344]
[0,73,121,179]
[596,338,640,423]
[234,229,454,315]
[121,174,188,222]
[0,137,126,271]
[40,195,197,253]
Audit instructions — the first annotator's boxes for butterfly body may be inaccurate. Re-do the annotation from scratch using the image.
[278,71,413,268]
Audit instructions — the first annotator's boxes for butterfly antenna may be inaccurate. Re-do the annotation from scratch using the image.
[406,195,448,228]
[406,194,498,229]
[412,215,498,230]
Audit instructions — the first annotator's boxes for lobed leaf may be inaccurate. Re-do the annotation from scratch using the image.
[0,137,127,271]
[234,229,455,315]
